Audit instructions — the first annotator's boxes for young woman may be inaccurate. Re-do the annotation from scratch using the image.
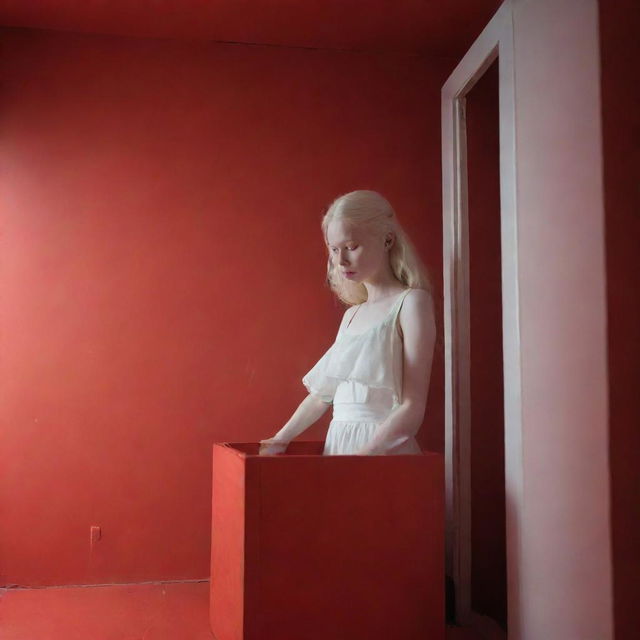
[260,190,436,456]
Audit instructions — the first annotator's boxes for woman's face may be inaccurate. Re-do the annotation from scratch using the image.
[326,219,389,283]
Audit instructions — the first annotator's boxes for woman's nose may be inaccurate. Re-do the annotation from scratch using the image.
[339,251,350,265]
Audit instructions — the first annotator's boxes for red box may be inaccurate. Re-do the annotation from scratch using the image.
[210,441,444,640]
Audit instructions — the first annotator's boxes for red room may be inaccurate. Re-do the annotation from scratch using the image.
[0,1,637,639]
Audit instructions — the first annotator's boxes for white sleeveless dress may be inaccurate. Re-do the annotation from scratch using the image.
[302,288,422,456]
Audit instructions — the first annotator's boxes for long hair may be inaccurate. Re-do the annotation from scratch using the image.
[321,190,434,307]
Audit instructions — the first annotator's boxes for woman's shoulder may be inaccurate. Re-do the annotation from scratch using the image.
[403,287,433,305]
[397,288,435,337]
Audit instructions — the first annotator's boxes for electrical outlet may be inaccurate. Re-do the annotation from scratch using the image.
[90,525,101,543]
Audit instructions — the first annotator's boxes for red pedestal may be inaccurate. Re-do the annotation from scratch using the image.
[210,441,444,640]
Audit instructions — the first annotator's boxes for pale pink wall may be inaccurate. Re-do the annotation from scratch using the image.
[511,0,613,638]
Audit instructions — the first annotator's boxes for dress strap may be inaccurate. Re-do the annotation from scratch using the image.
[391,288,412,325]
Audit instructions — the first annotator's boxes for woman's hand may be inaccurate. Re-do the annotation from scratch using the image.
[258,438,289,456]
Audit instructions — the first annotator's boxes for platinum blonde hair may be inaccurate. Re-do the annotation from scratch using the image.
[321,190,434,306]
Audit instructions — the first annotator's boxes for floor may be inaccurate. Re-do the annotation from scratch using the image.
[0,581,487,639]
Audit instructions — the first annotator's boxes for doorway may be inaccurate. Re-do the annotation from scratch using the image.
[441,4,520,638]
[466,58,507,636]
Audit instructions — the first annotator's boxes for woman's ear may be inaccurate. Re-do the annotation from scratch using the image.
[384,233,394,250]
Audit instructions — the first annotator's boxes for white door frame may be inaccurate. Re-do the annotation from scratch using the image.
[441,2,520,636]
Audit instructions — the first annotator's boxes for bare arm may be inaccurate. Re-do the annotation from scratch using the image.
[260,307,355,455]
[260,394,331,453]
[356,289,436,455]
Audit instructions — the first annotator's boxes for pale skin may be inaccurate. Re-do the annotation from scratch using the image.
[259,219,436,455]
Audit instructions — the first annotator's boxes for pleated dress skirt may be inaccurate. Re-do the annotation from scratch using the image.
[322,379,422,456]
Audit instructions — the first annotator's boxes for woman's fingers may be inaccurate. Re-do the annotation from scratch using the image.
[259,439,288,455]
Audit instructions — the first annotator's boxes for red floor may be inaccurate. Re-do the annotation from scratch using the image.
[0,581,487,639]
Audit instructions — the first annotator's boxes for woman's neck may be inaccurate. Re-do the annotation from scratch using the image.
[362,280,406,304]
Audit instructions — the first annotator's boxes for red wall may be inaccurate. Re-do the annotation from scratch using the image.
[598,1,640,637]
[466,59,507,630]
[0,28,450,585]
